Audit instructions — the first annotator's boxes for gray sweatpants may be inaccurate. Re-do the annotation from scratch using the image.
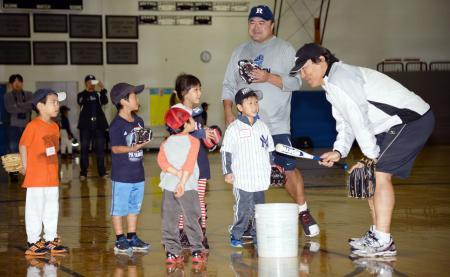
[161,190,204,255]
[230,188,265,241]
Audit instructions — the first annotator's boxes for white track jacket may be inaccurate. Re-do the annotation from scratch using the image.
[322,62,430,159]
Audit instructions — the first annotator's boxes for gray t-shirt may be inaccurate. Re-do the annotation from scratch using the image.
[4,90,33,128]
[222,36,301,135]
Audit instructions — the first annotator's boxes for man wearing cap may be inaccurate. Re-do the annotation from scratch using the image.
[222,5,320,237]
[290,43,434,257]
[77,75,109,179]
[4,74,33,182]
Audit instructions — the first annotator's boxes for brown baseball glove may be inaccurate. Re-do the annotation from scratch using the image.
[238,59,262,84]
[1,153,23,173]
[347,157,376,199]
[270,165,286,188]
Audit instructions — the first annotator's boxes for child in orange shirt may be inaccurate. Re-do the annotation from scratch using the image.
[19,88,68,255]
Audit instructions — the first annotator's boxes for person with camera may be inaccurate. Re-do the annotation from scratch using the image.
[3,74,33,182]
[77,74,109,180]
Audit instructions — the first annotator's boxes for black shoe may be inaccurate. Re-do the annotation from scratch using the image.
[299,209,320,237]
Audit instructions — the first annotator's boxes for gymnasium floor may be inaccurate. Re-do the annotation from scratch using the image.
[0,145,449,276]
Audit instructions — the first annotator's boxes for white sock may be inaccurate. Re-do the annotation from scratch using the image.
[298,202,308,213]
[370,225,375,232]
[374,228,391,244]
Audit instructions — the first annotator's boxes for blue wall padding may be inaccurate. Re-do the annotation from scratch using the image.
[290,90,337,148]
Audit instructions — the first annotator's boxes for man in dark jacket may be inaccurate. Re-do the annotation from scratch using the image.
[77,74,109,179]
[4,74,33,182]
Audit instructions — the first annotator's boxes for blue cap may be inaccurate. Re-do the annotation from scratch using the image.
[110,82,144,105]
[248,5,274,21]
[32,88,66,106]
[235,87,263,105]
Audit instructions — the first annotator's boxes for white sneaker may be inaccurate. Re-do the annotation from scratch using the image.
[351,234,397,258]
[349,229,374,250]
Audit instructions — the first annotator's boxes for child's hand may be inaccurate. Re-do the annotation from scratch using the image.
[19,165,26,175]
[132,142,148,152]
[175,183,185,198]
[224,173,234,184]
[205,128,216,140]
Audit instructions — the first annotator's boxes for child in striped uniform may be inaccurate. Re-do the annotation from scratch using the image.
[157,107,206,264]
[169,74,216,250]
[221,88,275,247]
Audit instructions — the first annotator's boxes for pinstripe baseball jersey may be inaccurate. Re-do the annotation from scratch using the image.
[220,116,274,192]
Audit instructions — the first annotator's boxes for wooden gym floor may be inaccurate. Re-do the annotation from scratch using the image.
[0,145,449,276]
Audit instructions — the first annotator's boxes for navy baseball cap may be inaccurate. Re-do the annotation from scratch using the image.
[235,88,263,105]
[110,82,144,105]
[290,43,325,75]
[248,5,274,21]
[84,74,96,82]
[32,88,66,106]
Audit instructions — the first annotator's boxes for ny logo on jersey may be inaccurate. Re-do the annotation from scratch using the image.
[254,55,264,67]
[260,135,269,149]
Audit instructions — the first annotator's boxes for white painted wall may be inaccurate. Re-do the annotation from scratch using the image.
[1,0,449,131]
[277,0,450,66]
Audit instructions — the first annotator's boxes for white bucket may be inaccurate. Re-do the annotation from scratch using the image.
[258,257,299,277]
[255,203,299,258]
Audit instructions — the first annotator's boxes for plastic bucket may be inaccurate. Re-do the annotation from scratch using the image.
[258,257,299,277]
[255,203,299,257]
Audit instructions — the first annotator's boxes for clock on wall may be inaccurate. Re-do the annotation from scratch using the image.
[200,50,211,63]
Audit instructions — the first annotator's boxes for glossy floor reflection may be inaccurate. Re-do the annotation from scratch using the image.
[0,146,449,276]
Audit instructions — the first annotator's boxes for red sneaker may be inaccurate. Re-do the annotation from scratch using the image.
[191,250,207,263]
[166,252,184,264]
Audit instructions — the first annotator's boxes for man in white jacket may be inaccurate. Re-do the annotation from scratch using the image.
[290,43,434,257]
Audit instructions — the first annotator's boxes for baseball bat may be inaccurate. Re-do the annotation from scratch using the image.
[275,144,349,170]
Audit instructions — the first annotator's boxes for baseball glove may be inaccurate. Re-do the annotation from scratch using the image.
[270,165,286,188]
[202,125,222,151]
[347,157,376,199]
[131,126,153,145]
[238,59,262,84]
[1,153,23,173]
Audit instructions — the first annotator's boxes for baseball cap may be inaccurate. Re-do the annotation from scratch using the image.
[290,43,325,76]
[164,107,190,130]
[32,88,66,106]
[248,5,274,21]
[84,74,96,82]
[235,87,263,105]
[110,82,144,105]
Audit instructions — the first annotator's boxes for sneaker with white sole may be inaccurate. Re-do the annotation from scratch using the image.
[128,235,150,252]
[114,237,132,255]
[299,210,320,237]
[351,234,397,258]
[348,229,374,249]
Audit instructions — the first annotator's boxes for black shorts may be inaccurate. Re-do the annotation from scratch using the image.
[272,134,297,170]
[375,110,435,179]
